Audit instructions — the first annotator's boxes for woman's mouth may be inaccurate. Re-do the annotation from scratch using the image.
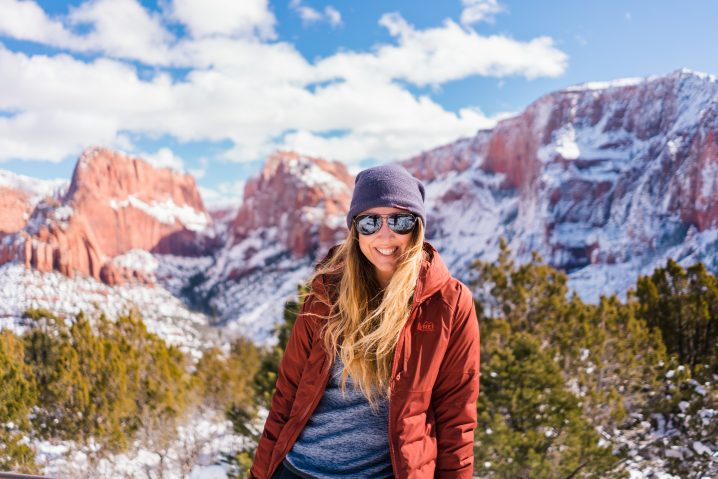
[375,247,397,256]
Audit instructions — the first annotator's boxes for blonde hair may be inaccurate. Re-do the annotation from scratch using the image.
[302,219,426,411]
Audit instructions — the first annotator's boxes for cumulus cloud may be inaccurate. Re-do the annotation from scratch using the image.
[0,0,176,65]
[0,1,568,166]
[67,0,175,64]
[289,0,342,28]
[0,0,76,45]
[316,13,567,86]
[460,0,505,26]
[142,147,185,172]
[188,157,209,179]
[198,179,245,210]
[171,0,276,40]
[324,6,342,28]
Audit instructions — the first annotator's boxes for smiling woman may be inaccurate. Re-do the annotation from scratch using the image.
[249,164,480,479]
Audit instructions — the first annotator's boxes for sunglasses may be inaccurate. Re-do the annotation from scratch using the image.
[354,213,418,235]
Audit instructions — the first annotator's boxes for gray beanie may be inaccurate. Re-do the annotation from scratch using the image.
[346,164,426,230]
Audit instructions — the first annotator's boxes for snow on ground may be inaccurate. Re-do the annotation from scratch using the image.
[36,411,249,479]
[0,261,219,358]
[155,254,216,299]
[112,249,161,276]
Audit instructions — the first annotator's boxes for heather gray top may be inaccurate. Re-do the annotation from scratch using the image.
[283,354,393,479]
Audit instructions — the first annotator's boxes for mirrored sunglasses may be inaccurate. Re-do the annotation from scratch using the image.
[354,213,418,235]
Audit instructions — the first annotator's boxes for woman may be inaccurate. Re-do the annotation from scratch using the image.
[249,164,480,479]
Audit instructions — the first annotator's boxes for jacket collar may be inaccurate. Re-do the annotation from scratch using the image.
[311,240,450,306]
[414,241,451,304]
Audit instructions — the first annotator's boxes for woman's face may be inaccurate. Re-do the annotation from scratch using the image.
[356,206,414,288]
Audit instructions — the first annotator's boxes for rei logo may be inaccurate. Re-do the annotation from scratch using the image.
[417,321,435,332]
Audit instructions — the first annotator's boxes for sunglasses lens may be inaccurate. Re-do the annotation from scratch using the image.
[388,214,417,234]
[355,214,417,235]
[356,215,381,234]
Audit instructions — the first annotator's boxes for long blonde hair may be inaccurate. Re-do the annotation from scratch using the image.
[302,219,426,410]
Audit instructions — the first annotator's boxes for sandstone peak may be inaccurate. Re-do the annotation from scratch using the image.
[0,147,213,286]
[68,146,205,213]
[230,150,353,259]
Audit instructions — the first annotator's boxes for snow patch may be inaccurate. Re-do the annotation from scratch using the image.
[109,194,210,233]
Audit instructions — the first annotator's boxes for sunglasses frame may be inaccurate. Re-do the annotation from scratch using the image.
[353,213,418,235]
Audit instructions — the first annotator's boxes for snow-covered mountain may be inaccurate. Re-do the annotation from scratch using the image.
[0,147,218,353]
[402,68,718,302]
[0,147,213,285]
[188,151,353,342]
[1,68,717,345]
[0,169,68,236]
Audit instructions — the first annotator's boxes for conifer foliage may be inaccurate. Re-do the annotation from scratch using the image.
[471,239,684,478]
[2,246,717,477]
[23,308,193,453]
[634,259,718,376]
[0,330,39,473]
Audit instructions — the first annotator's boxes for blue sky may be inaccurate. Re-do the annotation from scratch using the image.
[0,0,716,208]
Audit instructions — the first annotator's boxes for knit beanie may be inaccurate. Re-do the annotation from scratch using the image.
[346,164,426,230]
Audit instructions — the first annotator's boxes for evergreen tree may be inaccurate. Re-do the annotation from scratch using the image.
[575,296,667,430]
[194,336,262,413]
[23,309,91,440]
[471,239,669,477]
[0,330,39,474]
[226,285,307,479]
[475,332,619,478]
[22,307,195,457]
[634,259,718,377]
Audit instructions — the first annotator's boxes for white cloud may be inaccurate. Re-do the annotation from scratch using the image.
[67,0,175,64]
[316,13,567,86]
[188,157,209,179]
[289,0,342,28]
[0,0,76,45]
[171,0,276,39]
[0,2,568,166]
[289,0,321,24]
[0,0,176,65]
[142,147,185,172]
[324,6,342,28]
[199,179,245,210]
[275,80,498,162]
[461,0,505,26]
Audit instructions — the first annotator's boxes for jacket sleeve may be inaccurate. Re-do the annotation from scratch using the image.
[432,283,480,479]
[249,293,317,479]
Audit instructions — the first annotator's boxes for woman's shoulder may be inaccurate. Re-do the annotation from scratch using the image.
[432,276,474,313]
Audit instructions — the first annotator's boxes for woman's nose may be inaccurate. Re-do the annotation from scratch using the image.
[377,219,394,238]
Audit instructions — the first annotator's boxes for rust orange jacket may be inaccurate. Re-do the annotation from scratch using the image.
[249,242,480,479]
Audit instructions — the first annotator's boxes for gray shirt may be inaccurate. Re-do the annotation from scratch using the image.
[283,353,394,479]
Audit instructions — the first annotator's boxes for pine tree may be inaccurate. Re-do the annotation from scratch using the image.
[475,332,619,478]
[226,285,308,479]
[0,330,39,474]
[194,336,262,412]
[22,307,196,457]
[470,239,670,477]
[634,259,718,377]
[23,309,91,440]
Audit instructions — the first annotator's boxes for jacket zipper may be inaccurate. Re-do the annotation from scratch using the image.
[388,302,420,479]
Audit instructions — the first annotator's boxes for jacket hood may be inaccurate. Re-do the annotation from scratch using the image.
[310,240,451,305]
